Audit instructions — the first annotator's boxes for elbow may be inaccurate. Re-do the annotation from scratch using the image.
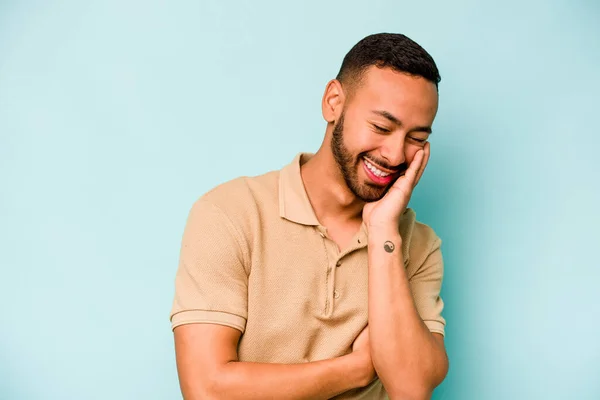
[180,380,218,400]
[386,354,449,400]
[180,383,213,400]
[202,361,246,399]
[180,366,229,400]
[419,340,450,390]
[387,374,443,400]
[429,348,449,388]
[387,384,431,400]
[201,365,231,399]
[381,375,432,400]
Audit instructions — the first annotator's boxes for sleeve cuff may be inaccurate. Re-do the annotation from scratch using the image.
[424,320,445,337]
[171,309,247,333]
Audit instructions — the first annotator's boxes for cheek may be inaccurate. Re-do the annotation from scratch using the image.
[348,127,382,154]
[342,108,382,153]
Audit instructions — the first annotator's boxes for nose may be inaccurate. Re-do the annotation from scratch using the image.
[380,135,406,168]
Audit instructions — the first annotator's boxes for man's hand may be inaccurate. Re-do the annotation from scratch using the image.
[362,142,430,231]
[351,325,376,386]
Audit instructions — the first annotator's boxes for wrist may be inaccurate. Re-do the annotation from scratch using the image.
[367,226,402,244]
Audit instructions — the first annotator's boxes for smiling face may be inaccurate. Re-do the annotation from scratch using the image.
[330,66,439,202]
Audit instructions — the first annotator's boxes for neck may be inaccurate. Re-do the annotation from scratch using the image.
[300,144,365,226]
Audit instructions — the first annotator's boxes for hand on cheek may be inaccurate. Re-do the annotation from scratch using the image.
[413,141,430,187]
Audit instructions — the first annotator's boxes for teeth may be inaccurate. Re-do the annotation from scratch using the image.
[364,158,390,177]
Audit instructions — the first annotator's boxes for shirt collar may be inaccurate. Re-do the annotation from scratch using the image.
[278,152,320,226]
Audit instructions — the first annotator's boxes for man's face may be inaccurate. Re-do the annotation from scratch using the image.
[331,66,439,202]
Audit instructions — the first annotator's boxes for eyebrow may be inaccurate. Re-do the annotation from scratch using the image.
[372,110,432,134]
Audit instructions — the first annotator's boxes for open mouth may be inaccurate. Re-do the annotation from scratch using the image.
[362,157,396,186]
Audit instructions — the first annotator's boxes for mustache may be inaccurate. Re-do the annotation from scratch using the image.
[361,154,408,174]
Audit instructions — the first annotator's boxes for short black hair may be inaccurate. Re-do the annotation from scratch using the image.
[336,33,441,93]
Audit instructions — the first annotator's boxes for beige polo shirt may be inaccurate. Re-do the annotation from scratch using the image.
[170,152,446,399]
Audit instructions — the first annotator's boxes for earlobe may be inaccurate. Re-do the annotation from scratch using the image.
[321,79,344,123]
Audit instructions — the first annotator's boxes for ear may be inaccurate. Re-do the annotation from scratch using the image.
[321,79,345,124]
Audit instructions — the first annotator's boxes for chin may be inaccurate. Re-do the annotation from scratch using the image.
[355,184,388,202]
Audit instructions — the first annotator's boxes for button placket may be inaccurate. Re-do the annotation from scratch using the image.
[316,225,327,239]
[321,239,339,318]
[326,262,338,316]
[316,225,345,317]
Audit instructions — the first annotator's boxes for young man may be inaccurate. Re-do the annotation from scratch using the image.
[170,33,448,399]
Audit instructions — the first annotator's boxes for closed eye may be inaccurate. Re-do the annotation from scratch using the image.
[373,124,391,133]
[409,137,427,143]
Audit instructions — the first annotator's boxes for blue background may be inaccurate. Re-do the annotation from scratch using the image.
[1,1,599,399]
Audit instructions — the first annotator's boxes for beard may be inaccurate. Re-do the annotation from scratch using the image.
[331,111,405,202]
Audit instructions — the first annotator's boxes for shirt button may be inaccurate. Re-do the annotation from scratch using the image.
[333,290,340,299]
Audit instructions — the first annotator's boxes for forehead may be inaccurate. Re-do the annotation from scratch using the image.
[350,66,438,121]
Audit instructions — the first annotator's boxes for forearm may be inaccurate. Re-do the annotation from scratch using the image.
[367,229,447,399]
[195,353,370,400]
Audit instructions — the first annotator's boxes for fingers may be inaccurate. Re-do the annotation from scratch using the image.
[414,141,430,187]
[404,148,424,186]
[388,145,427,198]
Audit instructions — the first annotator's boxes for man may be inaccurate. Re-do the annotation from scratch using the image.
[170,32,448,399]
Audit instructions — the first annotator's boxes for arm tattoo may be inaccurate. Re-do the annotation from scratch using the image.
[383,241,395,253]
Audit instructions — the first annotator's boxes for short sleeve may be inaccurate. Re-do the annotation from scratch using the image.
[169,199,250,333]
[408,236,446,336]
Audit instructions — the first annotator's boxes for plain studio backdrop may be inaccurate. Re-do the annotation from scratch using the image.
[1,1,599,399]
